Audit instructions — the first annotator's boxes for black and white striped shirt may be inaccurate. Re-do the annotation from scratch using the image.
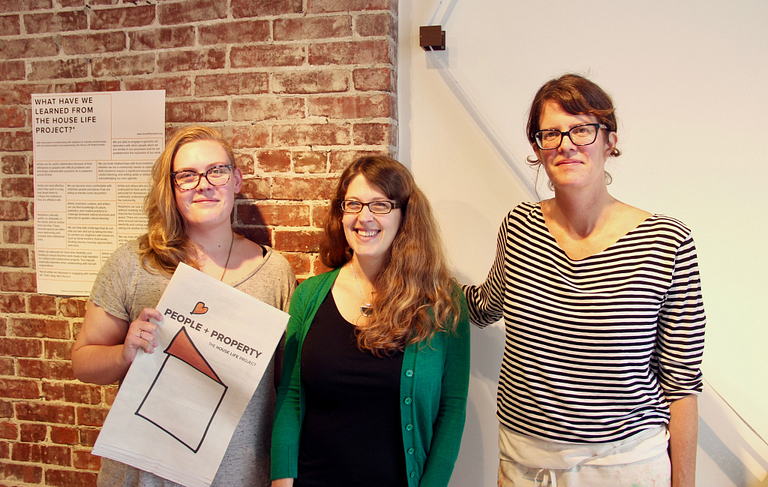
[463,202,706,443]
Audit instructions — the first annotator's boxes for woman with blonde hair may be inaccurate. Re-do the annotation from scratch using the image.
[271,155,470,487]
[72,126,295,486]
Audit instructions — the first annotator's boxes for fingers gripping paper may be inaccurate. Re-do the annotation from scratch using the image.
[92,263,290,487]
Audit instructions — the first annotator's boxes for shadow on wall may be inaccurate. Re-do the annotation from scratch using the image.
[698,381,768,487]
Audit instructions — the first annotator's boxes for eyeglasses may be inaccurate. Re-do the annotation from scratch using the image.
[534,123,608,150]
[340,200,400,214]
[172,164,233,191]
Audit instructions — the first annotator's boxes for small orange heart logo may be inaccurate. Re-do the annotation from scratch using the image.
[191,302,209,315]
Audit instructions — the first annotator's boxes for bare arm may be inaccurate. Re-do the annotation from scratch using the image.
[271,479,294,487]
[668,394,698,487]
[71,300,161,385]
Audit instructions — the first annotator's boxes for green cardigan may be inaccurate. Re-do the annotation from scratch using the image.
[271,267,470,487]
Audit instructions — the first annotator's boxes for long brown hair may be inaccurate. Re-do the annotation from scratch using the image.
[138,126,236,275]
[320,156,459,354]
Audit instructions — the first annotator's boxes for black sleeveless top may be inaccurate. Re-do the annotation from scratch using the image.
[296,292,407,487]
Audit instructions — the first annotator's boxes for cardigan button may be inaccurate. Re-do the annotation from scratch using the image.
[404,397,412,405]
[410,472,416,478]
[407,448,414,455]
[406,424,413,431]
[405,369,414,377]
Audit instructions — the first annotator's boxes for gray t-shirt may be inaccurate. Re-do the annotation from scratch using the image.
[91,239,295,487]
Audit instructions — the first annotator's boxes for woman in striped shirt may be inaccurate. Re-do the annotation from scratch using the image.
[463,74,705,487]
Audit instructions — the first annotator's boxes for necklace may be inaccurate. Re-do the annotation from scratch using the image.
[350,263,372,317]
[219,232,235,281]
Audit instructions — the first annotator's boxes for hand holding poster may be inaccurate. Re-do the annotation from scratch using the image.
[93,263,289,487]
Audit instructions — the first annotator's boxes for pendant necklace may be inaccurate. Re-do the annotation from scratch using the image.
[350,263,373,317]
[219,232,235,282]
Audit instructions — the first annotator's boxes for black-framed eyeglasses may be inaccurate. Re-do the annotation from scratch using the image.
[171,164,233,191]
[340,200,400,214]
[534,123,609,150]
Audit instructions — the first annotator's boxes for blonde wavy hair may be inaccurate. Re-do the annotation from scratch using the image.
[138,126,236,275]
[320,156,459,355]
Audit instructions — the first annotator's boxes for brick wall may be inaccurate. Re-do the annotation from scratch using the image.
[0,0,398,484]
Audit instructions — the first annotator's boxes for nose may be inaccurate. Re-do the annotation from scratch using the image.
[559,132,577,152]
[358,205,375,220]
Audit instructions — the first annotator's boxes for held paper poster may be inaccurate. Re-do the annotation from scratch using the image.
[31,90,165,296]
[92,263,290,487]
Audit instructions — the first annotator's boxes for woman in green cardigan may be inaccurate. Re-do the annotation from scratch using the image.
[271,156,470,487]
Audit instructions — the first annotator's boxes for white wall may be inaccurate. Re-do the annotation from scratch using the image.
[399,1,768,485]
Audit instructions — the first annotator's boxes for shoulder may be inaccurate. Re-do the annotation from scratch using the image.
[260,246,295,277]
[641,214,694,243]
[295,268,341,296]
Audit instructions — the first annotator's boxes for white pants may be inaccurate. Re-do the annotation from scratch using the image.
[497,425,671,487]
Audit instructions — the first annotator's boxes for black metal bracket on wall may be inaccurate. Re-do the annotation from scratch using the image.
[419,25,445,51]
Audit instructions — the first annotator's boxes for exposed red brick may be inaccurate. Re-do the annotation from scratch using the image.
[0,248,29,267]
[44,340,73,360]
[61,79,121,93]
[294,150,328,173]
[2,154,29,174]
[73,449,101,470]
[166,100,228,123]
[50,426,79,445]
[239,178,271,200]
[158,48,226,72]
[79,428,100,447]
[239,203,310,226]
[42,381,65,401]
[0,201,28,221]
[309,0,391,14]
[0,37,58,60]
[76,406,108,427]
[273,229,324,252]
[353,67,393,91]
[64,383,101,405]
[29,58,88,80]
[232,97,305,122]
[272,176,337,200]
[11,318,70,339]
[275,15,351,41]
[129,26,195,51]
[91,53,154,77]
[330,149,383,172]
[1,271,36,293]
[29,295,57,316]
[0,14,20,36]
[231,44,305,68]
[0,337,42,358]
[2,463,43,484]
[0,106,25,128]
[40,444,71,466]
[20,422,47,442]
[123,76,192,97]
[256,150,291,173]
[355,12,394,37]
[0,60,26,81]
[308,93,390,119]
[0,420,18,440]
[310,39,390,65]
[353,122,389,145]
[0,399,13,417]
[196,72,269,96]
[59,298,86,318]
[231,0,302,18]
[23,10,86,34]
[0,130,32,151]
[3,224,35,244]
[11,442,41,462]
[283,252,312,276]
[1,176,33,197]
[45,468,98,487]
[61,31,126,55]
[273,123,350,146]
[199,20,270,45]
[273,70,349,94]
[16,402,75,424]
[220,125,270,150]
[158,0,227,25]
[90,4,155,30]
[0,294,25,313]
[0,377,40,399]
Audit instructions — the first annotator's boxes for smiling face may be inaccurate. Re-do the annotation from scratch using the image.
[342,174,403,267]
[534,100,617,192]
[173,139,242,234]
